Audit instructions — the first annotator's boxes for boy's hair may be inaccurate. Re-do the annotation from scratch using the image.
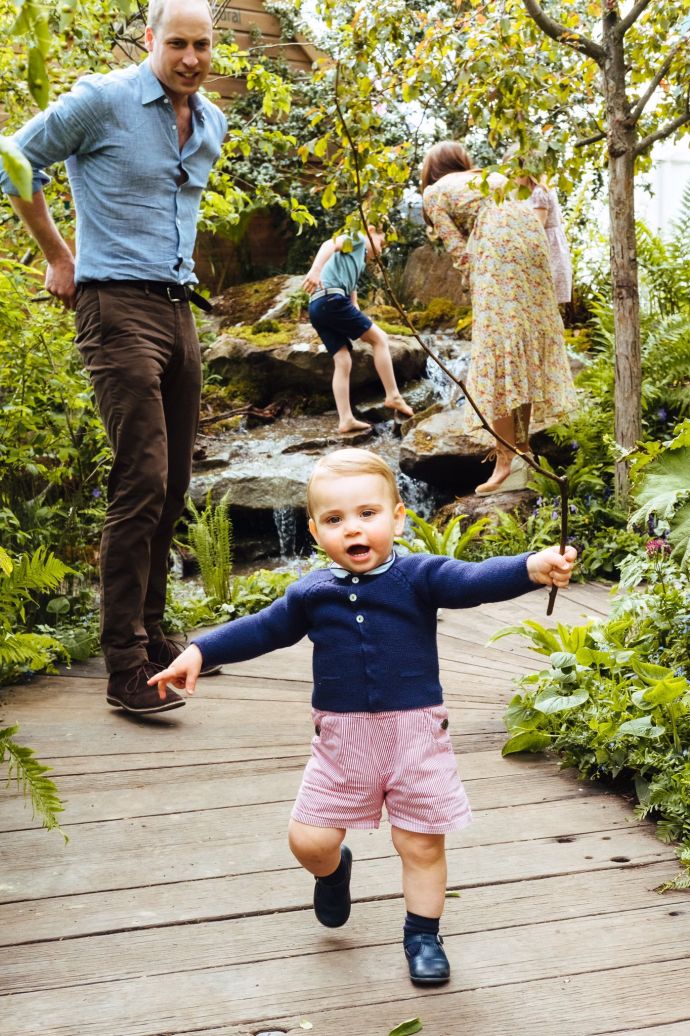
[307,448,402,515]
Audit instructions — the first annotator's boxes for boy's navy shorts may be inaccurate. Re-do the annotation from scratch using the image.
[309,294,373,355]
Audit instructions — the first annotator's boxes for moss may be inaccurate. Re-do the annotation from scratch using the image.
[230,321,298,349]
[377,320,415,336]
[214,275,295,327]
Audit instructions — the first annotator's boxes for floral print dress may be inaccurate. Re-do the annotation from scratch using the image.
[423,172,578,446]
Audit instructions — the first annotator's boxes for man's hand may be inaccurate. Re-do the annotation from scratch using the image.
[147,643,203,700]
[45,254,77,310]
[527,545,577,588]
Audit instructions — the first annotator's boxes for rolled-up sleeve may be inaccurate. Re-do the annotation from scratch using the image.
[0,76,105,196]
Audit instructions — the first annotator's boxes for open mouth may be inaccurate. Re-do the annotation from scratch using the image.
[347,545,370,558]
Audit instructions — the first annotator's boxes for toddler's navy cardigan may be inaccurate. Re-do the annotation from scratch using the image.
[193,551,537,713]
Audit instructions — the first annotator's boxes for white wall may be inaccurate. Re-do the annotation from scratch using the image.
[637,138,690,236]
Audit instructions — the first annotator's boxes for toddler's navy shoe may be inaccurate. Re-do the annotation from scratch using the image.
[313,845,352,928]
[404,933,451,984]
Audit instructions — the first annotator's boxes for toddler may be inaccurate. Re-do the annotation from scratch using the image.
[303,227,413,435]
[150,448,576,984]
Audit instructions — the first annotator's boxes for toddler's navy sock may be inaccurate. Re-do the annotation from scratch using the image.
[403,911,440,945]
[319,852,349,886]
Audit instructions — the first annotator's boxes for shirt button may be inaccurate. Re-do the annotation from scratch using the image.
[349,593,357,602]
[356,615,364,623]
[352,576,359,584]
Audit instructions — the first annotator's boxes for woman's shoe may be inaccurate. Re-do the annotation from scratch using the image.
[475,454,530,496]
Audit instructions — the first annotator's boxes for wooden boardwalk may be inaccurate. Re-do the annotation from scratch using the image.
[2,582,689,1036]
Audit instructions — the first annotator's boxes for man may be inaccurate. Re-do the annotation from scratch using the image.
[0,0,227,715]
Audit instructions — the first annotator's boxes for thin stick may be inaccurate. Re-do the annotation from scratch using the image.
[333,64,568,615]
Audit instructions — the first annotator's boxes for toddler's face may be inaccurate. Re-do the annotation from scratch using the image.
[308,472,405,573]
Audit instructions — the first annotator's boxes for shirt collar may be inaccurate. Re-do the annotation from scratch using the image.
[138,59,205,121]
[330,551,397,580]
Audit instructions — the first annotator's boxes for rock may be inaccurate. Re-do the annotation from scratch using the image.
[204,325,427,407]
[400,244,470,308]
[435,490,537,526]
[210,274,304,327]
[399,408,490,493]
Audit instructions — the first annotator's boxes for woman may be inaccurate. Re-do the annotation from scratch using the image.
[421,142,577,495]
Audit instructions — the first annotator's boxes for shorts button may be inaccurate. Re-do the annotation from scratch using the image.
[356,614,364,623]
[441,718,449,730]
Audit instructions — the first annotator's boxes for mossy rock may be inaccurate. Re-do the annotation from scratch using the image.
[212,275,298,327]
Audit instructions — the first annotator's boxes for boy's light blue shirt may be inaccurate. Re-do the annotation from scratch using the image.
[320,234,367,295]
[0,59,227,285]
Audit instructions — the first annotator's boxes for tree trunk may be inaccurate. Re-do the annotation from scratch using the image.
[604,20,641,503]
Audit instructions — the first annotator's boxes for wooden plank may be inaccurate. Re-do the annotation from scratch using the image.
[3,896,686,998]
[0,848,677,946]
[0,756,585,829]
[2,908,688,1035]
[154,960,690,1036]
[0,797,657,903]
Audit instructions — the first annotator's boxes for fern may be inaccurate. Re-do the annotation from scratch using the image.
[0,546,71,683]
[1,724,67,840]
[186,492,234,604]
[396,508,491,558]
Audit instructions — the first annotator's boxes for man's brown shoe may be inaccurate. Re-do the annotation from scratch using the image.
[147,636,222,676]
[106,662,185,714]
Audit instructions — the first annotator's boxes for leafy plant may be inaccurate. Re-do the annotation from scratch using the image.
[629,420,690,568]
[0,545,71,684]
[396,509,491,558]
[495,547,690,885]
[1,724,66,838]
[185,492,234,605]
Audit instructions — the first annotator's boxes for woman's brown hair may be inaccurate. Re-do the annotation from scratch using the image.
[420,141,477,192]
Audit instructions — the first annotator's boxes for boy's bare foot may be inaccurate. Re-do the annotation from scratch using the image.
[338,419,372,435]
[384,395,414,419]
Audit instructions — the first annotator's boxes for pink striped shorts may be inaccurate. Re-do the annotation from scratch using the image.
[291,705,472,834]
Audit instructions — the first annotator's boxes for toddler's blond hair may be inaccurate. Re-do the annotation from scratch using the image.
[307,448,401,516]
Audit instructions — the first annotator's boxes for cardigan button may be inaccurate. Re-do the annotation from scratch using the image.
[356,614,364,623]
[349,593,357,602]
[351,576,360,584]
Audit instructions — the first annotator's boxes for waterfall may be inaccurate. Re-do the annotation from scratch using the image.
[273,506,297,559]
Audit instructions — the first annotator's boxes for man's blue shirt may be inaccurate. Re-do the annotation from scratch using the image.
[0,59,227,285]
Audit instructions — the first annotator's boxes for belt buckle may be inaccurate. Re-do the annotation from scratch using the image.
[165,284,186,304]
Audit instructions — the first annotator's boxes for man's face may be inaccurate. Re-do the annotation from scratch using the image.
[146,0,213,102]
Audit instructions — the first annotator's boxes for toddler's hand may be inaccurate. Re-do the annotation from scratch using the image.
[147,644,203,699]
[527,545,577,588]
[302,269,321,293]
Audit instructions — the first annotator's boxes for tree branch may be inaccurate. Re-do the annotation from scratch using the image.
[629,40,686,125]
[521,0,605,63]
[575,129,606,148]
[634,110,690,156]
[614,0,654,38]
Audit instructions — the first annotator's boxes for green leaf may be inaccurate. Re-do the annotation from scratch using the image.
[321,183,337,209]
[616,716,665,738]
[28,46,49,109]
[389,1020,423,1036]
[502,730,552,755]
[631,659,674,684]
[0,139,33,201]
[643,677,689,706]
[534,687,589,713]
[549,651,578,671]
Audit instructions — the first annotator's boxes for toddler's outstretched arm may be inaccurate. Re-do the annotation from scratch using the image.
[147,644,203,699]
[527,545,577,588]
